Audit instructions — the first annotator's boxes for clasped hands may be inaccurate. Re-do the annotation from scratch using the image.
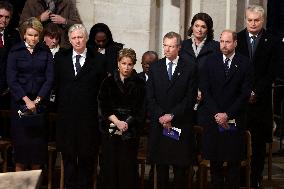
[159,114,173,130]
[40,10,66,24]
[114,120,128,132]
[214,113,228,129]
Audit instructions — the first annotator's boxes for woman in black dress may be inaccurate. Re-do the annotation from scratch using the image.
[6,17,54,171]
[98,48,145,189]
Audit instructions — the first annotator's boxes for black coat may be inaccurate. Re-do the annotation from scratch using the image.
[236,29,275,142]
[0,28,20,109]
[146,57,198,166]
[180,39,219,72]
[54,48,106,156]
[199,52,252,161]
[98,70,146,138]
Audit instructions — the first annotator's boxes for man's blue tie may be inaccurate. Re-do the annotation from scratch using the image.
[167,62,173,80]
[250,35,256,59]
[224,58,230,77]
[75,55,81,74]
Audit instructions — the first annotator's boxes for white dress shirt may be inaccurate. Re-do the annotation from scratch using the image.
[166,56,179,75]
[222,53,235,68]
[72,48,87,75]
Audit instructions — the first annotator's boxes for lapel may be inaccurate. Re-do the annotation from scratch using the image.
[198,41,212,57]
[215,54,226,85]
[75,51,93,79]
[158,58,169,82]
[225,54,239,84]
[183,40,196,58]
[64,51,76,79]
[253,29,267,58]
[168,57,185,89]
[238,30,250,57]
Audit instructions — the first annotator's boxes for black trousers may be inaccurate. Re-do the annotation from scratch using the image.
[156,164,189,189]
[62,152,96,189]
[101,135,139,189]
[250,140,266,188]
[210,160,240,189]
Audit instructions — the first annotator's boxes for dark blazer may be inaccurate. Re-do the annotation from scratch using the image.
[98,70,145,137]
[199,52,252,161]
[54,48,106,156]
[0,28,20,94]
[236,29,275,142]
[180,39,219,71]
[146,57,197,166]
[6,42,54,101]
[87,42,123,75]
[137,71,147,82]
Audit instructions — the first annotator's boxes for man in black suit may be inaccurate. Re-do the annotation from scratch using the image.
[236,5,276,188]
[146,31,197,189]
[199,30,252,189]
[138,51,158,82]
[0,1,20,109]
[54,24,105,189]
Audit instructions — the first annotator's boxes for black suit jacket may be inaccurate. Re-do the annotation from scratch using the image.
[236,29,275,142]
[0,28,21,109]
[54,48,106,155]
[146,57,197,166]
[199,52,252,160]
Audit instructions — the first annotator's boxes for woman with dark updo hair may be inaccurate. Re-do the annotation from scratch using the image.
[180,13,219,124]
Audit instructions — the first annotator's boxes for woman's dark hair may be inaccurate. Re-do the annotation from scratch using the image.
[42,23,61,42]
[87,23,114,48]
[188,13,214,41]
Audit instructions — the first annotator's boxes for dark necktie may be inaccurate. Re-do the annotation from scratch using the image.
[224,58,230,77]
[0,33,4,48]
[75,55,81,74]
[250,35,257,58]
[167,62,173,80]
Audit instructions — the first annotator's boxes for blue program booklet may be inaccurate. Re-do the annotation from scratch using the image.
[162,127,181,140]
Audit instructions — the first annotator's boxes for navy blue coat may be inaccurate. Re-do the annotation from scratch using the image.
[199,52,252,161]
[6,42,54,101]
[180,39,219,71]
[146,57,198,166]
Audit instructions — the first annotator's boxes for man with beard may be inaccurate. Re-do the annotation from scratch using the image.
[199,30,252,189]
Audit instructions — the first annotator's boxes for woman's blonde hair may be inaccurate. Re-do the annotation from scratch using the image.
[20,17,43,39]
[118,48,137,65]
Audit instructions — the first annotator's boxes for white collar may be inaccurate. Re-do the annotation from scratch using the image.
[166,56,179,65]
[72,48,87,59]
[223,52,235,62]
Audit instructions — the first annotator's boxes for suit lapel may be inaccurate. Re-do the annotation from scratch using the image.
[76,53,93,79]
[158,58,170,83]
[170,59,184,86]
[225,55,239,84]
[64,51,76,79]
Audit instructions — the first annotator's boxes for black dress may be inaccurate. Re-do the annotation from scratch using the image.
[6,42,54,164]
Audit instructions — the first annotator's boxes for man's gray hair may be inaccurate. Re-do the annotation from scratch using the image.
[246,5,265,19]
[68,24,88,40]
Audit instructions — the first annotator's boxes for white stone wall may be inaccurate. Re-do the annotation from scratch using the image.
[75,0,265,71]
[76,0,152,72]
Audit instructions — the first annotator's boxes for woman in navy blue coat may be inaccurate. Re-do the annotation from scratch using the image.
[6,17,54,171]
[180,13,219,125]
